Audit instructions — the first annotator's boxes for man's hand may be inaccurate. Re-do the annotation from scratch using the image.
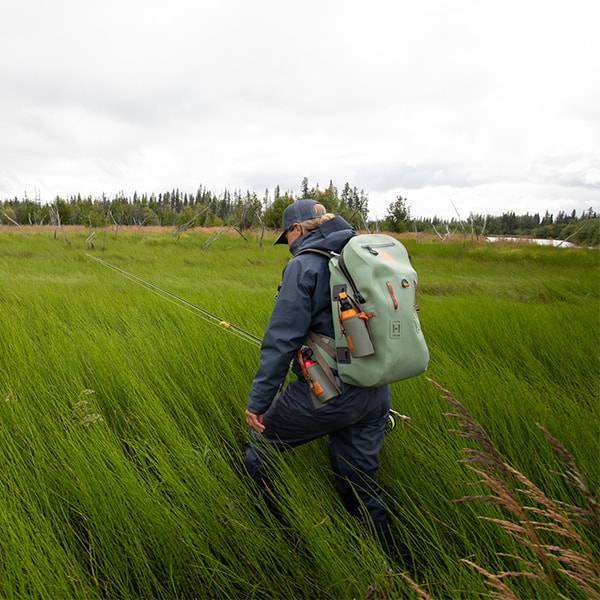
[245,410,265,433]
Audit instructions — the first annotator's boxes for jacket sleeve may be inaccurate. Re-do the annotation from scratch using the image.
[246,257,316,415]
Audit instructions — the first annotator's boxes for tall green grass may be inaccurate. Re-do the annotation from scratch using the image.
[0,227,598,598]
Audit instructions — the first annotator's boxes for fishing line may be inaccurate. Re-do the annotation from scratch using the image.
[86,254,412,429]
[86,254,263,348]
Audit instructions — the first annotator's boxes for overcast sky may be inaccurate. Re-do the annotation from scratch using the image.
[1,0,598,220]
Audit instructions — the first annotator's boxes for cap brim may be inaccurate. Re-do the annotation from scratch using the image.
[274,229,287,245]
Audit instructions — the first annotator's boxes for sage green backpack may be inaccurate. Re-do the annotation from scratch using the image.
[303,233,429,388]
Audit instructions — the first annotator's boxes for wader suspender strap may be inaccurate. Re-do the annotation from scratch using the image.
[294,248,341,394]
[304,331,340,394]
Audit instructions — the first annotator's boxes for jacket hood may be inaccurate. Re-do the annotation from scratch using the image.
[290,215,355,255]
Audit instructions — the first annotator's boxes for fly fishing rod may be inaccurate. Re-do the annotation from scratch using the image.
[86,254,263,348]
[86,254,410,428]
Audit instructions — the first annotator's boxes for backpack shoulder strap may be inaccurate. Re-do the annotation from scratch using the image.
[296,245,365,304]
[337,250,365,304]
[295,248,332,260]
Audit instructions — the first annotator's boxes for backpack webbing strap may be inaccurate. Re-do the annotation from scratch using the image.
[304,331,341,394]
[295,248,332,260]
[297,247,365,305]
[337,252,365,304]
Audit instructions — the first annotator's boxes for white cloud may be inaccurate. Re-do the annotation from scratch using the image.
[1,0,598,219]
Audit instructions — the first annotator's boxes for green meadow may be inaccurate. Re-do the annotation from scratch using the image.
[0,226,598,599]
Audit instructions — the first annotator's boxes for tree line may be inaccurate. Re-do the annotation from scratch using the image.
[386,196,599,246]
[1,178,598,245]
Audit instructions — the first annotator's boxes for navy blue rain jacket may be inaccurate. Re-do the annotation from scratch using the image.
[246,216,355,415]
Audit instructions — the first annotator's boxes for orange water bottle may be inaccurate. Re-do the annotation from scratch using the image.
[298,348,339,403]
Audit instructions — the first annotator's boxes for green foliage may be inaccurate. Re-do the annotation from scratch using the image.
[383,195,411,233]
[2,184,598,245]
[315,180,339,212]
[0,228,597,598]
[551,217,599,246]
[262,193,295,228]
[404,211,599,245]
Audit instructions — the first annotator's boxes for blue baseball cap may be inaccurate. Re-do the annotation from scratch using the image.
[274,199,321,244]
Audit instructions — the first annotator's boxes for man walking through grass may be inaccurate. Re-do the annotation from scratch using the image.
[244,199,392,554]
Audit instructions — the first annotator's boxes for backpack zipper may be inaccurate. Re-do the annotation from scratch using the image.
[365,242,396,255]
